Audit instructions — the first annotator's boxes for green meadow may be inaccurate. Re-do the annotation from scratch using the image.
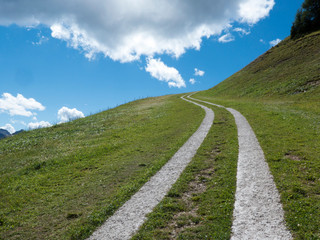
[0,95,204,240]
[1,30,319,240]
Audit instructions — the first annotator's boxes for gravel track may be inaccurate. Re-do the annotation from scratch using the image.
[88,96,214,240]
[188,96,292,240]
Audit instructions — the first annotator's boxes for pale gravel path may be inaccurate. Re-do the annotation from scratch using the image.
[88,96,214,240]
[188,95,292,240]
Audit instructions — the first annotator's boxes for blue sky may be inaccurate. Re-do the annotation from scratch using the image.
[0,0,304,133]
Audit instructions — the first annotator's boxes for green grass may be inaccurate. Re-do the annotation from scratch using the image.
[191,30,320,239]
[1,29,319,240]
[0,95,204,240]
[209,31,320,100]
[193,93,320,239]
[132,104,238,239]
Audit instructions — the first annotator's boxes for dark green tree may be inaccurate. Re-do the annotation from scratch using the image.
[291,0,320,38]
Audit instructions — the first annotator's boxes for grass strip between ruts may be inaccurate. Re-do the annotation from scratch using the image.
[132,104,238,239]
[194,92,320,240]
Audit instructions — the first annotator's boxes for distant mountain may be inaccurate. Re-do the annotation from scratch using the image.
[0,129,11,140]
[0,129,25,140]
[12,129,25,135]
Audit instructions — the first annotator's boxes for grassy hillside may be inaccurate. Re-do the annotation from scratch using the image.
[0,95,204,240]
[194,31,320,239]
[133,104,238,239]
[208,30,320,100]
[1,31,319,240]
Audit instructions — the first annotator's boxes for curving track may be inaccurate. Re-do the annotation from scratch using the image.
[188,95,292,240]
[88,96,214,240]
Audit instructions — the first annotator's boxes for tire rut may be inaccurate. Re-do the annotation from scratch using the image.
[188,95,292,240]
[88,96,214,240]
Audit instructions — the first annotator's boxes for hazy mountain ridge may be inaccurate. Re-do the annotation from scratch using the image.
[0,129,11,140]
[0,129,24,140]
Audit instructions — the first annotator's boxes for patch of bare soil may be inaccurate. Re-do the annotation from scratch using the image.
[168,167,215,239]
[285,152,303,161]
[306,78,320,87]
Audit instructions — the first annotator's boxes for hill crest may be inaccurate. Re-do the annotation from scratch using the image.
[207,31,320,100]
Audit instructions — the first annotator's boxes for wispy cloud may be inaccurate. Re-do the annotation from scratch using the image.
[0,93,45,117]
[32,31,49,45]
[10,119,27,126]
[234,27,251,36]
[218,33,235,43]
[145,58,186,88]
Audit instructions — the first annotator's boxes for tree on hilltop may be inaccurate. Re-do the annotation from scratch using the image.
[291,0,320,38]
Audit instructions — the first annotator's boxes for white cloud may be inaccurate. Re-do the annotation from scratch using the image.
[10,119,26,126]
[189,78,196,85]
[28,121,52,130]
[145,58,186,88]
[0,93,45,117]
[239,0,275,24]
[194,68,205,77]
[0,1,275,62]
[260,39,265,43]
[58,107,85,123]
[218,33,235,43]
[269,38,281,47]
[0,123,15,134]
[233,27,250,36]
[32,33,49,45]
[51,24,71,40]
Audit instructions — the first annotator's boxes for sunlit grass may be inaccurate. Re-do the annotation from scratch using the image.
[0,95,204,240]
[133,105,238,239]
[209,31,320,101]
[194,93,320,239]
[191,31,320,239]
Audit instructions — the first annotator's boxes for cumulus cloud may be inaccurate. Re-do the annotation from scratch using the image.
[194,68,205,77]
[238,0,275,24]
[58,107,85,123]
[218,33,235,43]
[0,123,15,134]
[189,78,196,85]
[28,121,52,130]
[0,0,275,62]
[0,93,45,117]
[51,24,71,39]
[145,58,186,88]
[269,38,281,47]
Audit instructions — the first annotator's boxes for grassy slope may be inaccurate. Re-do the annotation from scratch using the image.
[209,31,320,100]
[0,95,204,240]
[1,31,319,240]
[194,31,320,239]
[133,104,238,240]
